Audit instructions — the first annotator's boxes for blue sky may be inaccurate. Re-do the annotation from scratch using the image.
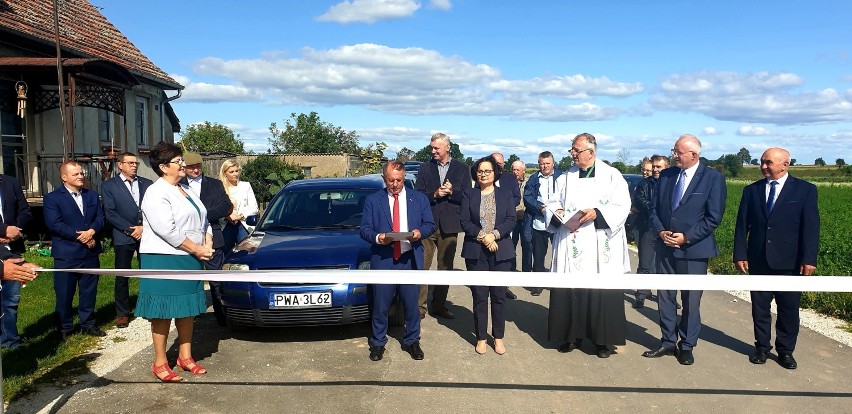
[97,0,852,166]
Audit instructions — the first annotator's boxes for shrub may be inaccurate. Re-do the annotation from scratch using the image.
[241,154,305,203]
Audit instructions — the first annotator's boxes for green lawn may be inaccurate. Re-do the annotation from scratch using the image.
[1,250,138,402]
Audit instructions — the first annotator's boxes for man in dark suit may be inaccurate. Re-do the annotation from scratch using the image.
[101,152,152,328]
[414,133,471,320]
[0,173,33,348]
[491,152,520,299]
[181,152,233,325]
[631,154,669,309]
[643,134,726,365]
[510,160,532,274]
[522,151,561,296]
[44,161,106,339]
[361,160,435,361]
[734,147,819,370]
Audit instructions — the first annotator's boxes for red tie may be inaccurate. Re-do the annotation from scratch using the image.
[392,193,401,260]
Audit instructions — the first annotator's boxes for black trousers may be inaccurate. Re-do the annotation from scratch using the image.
[749,264,801,354]
[466,247,511,340]
[511,219,532,272]
[531,228,551,273]
[113,243,140,317]
[204,248,226,323]
[634,225,655,299]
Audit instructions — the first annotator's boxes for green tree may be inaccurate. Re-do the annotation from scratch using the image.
[413,142,464,162]
[737,147,751,165]
[396,147,415,162]
[718,154,742,177]
[557,155,573,171]
[268,112,359,154]
[178,121,246,154]
[610,161,627,173]
[241,154,305,203]
[815,157,826,166]
[750,158,759,165]
[790,158,796,166]
[506,154,520,166]
[353,142,388,175]
[836,158,846,168]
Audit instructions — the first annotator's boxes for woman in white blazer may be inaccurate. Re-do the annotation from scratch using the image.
[219,159,259,251]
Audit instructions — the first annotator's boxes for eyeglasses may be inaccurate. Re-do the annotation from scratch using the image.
[120,161,139,165]
[569,147,592,155]
[167,158,185,165]
[671,148,694,157]
[476,170,494,175]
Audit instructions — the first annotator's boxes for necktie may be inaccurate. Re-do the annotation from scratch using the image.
[392,194,401,260]
[767,180,778,212]
[670,170,686,210]
[127,179,139,205]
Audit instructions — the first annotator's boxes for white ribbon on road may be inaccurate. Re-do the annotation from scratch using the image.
[35,268,852,292]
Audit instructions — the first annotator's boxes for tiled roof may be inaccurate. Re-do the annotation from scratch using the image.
[0,0,181,89]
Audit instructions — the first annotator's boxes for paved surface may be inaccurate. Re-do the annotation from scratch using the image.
[9,248,852,414]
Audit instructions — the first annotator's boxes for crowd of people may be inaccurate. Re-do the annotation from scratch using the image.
[0,132,820,383]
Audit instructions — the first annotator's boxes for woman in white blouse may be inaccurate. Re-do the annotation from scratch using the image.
[137,141,214,383]
[219,159,258,251]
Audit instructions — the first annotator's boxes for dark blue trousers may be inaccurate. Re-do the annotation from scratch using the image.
[113,243,139,317]
[656,251,706,351]
[370,251,420,347]
[749,264,801,354]
[511,219,532,272]
[54,256,101,333]
[1,279,22,347]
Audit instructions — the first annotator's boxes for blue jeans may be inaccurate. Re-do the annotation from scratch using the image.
[1,280,22,348]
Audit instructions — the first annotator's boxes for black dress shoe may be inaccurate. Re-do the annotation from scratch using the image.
[749,348,769,364]
[642,346,676,358]
[402,341,424,360]
[557,340,581,353]
[506,289,517,300]
[778,353,797,369]
[677,349,694,365]
[81,327,107,337]
[369,345,385,361]
[632,298,645,309]
[429,307,455,319]
[596,345,612,359]
[529,287,544,296]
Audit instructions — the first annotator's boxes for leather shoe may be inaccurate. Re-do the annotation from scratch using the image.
[429,307,455,320]
[402,341,425,360]
[632,298,645,309]
[529,287,544,296]
[557,340,581,353]
[778,353,797,369]
[115,316,130,328]
[677,349,694,365]
[596,345,612,359]
[749,348,768,364]
[369,345,385,361]
[642,346,676,358]
[419,308,426,320]
[506,289,517,300]
[81,327,107,337]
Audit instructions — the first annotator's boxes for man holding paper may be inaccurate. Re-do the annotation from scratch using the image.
[545,133,631,358]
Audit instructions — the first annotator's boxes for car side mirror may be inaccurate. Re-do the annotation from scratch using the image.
[246,215,258,226]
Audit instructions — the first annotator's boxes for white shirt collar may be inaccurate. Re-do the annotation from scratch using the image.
[767,173,789,186]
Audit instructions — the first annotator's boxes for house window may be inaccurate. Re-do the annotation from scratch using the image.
[302,167,312,177]
[98,109,111,142]
[135,97,148,146]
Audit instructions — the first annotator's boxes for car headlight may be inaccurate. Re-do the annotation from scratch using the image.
[223,263,250,271]
[358,261,371,270]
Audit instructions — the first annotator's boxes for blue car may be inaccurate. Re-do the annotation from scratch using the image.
[221,175,389,327]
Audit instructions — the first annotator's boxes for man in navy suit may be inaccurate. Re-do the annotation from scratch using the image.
[44,161,106,339]
[414,133,471,320]
[643,134,726,365]
[734,147,819,370]
[522,151,561,296]
[101,152,152,328]
[0,173,33,348]
[181,152,233,326]
[361,160,435,361]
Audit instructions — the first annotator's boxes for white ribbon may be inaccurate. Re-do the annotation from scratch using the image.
[36,268,852,292]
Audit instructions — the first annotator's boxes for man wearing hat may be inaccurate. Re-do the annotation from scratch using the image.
[180,152,233,325]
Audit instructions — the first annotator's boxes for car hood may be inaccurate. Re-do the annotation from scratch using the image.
[226,228,371,270]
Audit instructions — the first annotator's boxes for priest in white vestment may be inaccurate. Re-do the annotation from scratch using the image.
[544,133,631,358]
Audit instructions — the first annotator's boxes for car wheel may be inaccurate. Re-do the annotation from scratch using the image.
[388,301,405,327]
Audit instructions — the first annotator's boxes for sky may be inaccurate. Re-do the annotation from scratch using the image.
[95,0,852,166]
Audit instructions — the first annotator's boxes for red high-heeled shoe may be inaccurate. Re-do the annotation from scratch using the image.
[152,363,183,383]
[177,357,207,375]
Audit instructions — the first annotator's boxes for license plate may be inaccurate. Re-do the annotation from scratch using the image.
[269,291,332,309]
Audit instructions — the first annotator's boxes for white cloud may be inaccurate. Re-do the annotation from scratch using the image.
[702,126,721,135]
[317,0,421,24]
[650,71,852,124]
[428,0,452,10]
[171,74,262,103]
[737,125,772,136]
[188,43,633,121]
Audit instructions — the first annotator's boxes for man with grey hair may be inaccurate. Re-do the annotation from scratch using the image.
[643,134,726,365]
[523,151,561,296]
[510,160,532,274]
[414,133,472,319]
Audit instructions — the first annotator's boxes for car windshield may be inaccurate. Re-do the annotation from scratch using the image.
[257,188,375,230]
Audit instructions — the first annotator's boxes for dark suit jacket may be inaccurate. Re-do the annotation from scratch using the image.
[360,189,436,270]
[522,169,562,225]
[0,174,32,254]
[649,164,726,259]
[44,187,104,259]
[180,175,233,249]
[733,175,819,271]
[632,177,656,232]
[414,158,471,234]
[496,171,521,208]
[100,174,153,246]
[459,185,517,262]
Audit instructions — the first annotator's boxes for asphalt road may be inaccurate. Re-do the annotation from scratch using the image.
[10,247,852,413]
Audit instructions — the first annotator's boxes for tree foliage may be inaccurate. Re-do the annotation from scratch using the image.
[413,142,464,162]
[506,154,520,166]
[610,161,627,173]
[790,158,797,166]
[836,158,847,168]
[268,112,359,154]
[353,142,388,176]
[178,121,246,154]
[241,154,305,203]
[815,157,826,166]
[396,147,415,162]
[737,147,751,165]
[557,155,573,171]
[717,154,743,177]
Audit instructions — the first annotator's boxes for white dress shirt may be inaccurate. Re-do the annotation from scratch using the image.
[140,178,211,255]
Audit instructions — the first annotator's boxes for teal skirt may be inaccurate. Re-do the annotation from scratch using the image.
[135,254,207,319]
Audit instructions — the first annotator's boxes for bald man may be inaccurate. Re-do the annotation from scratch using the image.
[734,148,819,370]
